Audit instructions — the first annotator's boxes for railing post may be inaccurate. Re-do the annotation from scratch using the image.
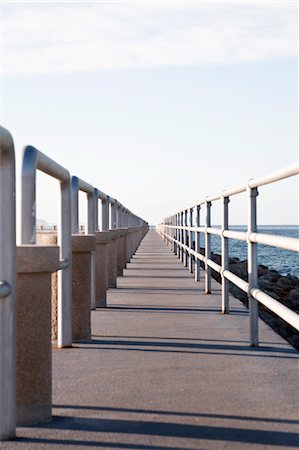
[177,213,181,259]
[0,127,17,440]
[110,201,117,229]
[180,211,184,263]
[248,186,259,346]
[195,205,201,281]
[87,189,96,310]
[174,214,177,255]
[205,201,211,294]
[71,177,79,234]
[189,208,193,273]
[57,178,72,348]
[221,195,229,313]
[102,196,109,231]
[184,209,188,267]
[21,146,72,348]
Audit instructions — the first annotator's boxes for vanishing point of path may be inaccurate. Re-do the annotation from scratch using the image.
[2,230,298,450]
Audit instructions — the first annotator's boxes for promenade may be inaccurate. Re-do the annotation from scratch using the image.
[3,230,298,450]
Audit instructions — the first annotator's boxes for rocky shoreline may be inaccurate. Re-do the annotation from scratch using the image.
[199,250,299,350]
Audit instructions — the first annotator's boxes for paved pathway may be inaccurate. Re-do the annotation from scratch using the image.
[3,230,298,449]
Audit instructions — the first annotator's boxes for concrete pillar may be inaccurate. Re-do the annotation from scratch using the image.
[36,232,58,344]
[107,230,119,288]
[95,231,111,307]
[117,229,126,276]
[16,245,60,426]
[72,235,96,341]
[126,229,133,263]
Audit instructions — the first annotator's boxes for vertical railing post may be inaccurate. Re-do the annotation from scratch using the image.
[71,177,79,234]
[174,215,177,255]
[205,201,211,294]
[87,189,96,310]
[0,127,17,440]
[177,213,180,259]
[195,205,201,281]
[248,186,259,346]
[184,209,188,267]
[102,196,109,231]
[110,201,117,229]
[180,211,184,263]
[57,177,72,348]
[188,208,193,273]
[221,195,229,313]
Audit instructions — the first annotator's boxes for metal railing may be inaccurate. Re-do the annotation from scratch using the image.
[21,146,147,347]
[71,176,97,309]
[0,127,17,440]
[21,145,73,348]
[0,125,147,440]
[157,163,299,346]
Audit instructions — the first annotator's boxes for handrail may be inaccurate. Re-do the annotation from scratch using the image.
[177,163,298,214]
[21,145,72,349]
[0,127,147,441]
[0,126,17,440]
[71,176,97,309]
[157,163,299,346]
[71,176,96,235]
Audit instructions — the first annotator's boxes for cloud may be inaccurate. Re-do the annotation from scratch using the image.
[2,2,297,76]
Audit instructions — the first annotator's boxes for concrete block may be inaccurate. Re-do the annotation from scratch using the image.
[95,231,111,307]
[107,230,119,288]
[117,229,127,276]
[37,232,59,343]
[71,235,96,342]
[16,245,60,426]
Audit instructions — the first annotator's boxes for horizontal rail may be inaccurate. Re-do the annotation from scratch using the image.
[175,163,299,213]
[207,258,222,274]
[162,225,299,252]
[223,270,249,293]
[250,288,299,331]
[223,230,247,241]
[248,164,299,189]
[249,232,299,252]
[23,146,70,182]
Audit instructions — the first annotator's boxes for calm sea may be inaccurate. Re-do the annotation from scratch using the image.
[197,226,299,278]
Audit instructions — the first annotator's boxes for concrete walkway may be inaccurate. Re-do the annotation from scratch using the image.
[4,230,298,449]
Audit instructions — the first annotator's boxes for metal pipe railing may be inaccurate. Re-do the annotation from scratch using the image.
[71,176,97,309]
[0,126,148,441]
[157,163,299,346]
[21,145,72,349]
[0,127,17,440]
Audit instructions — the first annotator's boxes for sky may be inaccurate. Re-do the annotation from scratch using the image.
[1,0,298,227]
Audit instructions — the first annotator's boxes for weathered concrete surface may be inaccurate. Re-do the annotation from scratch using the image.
[6,230,299,449]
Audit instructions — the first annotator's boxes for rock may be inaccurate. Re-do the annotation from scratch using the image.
[277,277,294,290]
[288,288,299,302]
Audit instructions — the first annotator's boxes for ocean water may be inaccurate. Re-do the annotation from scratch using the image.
[196,226,299,278]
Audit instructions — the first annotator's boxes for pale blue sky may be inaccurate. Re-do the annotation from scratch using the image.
[1,1,298,225]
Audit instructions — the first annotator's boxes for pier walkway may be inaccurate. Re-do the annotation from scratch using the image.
[3,230,298,450]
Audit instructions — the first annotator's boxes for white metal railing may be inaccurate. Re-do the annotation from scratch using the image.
[71,176,97,309]
[0,127,17,440]
[21,145,73,348]
[157,163,299,346]
[21,146,147,347]
[0,125,148,440]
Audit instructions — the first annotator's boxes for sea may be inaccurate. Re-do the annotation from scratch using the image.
[197,225,299,279]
